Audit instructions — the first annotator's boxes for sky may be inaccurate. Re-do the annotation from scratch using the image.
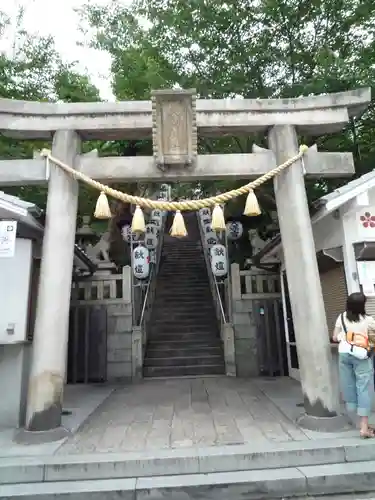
[1,0,129,101]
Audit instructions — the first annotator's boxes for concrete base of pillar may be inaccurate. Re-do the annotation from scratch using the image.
[297,413,351,433]
[14,426,71,445]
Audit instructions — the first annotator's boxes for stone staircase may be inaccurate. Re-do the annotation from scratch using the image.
[3,439,375,498]
[143,212,225,378]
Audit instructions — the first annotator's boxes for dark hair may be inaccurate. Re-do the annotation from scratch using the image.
[346,292,367,322]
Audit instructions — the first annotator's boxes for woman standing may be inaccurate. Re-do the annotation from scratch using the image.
[332,292,375,438]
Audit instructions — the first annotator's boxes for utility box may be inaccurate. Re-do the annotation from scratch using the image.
[0,237,34,428]
[0,238,33,344]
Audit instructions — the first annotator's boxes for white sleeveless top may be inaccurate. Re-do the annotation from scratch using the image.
[334,312,375,353]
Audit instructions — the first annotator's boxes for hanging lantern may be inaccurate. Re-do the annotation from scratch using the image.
[145,223,158,249]
[199,208,211,218]
[201,217,212,228]
[226,221,243,241]
[121,224,132,242]
[205,230,218,248]
[121,224,140,243]
[210,244,228,277]
[132,245,150,279]
[204,223,214,234]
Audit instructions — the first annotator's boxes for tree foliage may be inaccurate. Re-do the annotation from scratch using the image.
[2,0,375,233]
[80,0,375,205]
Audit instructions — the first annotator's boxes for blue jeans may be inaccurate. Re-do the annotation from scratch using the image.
[339,353,374,417]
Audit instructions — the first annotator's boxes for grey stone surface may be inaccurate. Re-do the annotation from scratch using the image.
[0,343,31,428]
[25,130,81,432]
[0,89,370,142]
[0,439,351,484]
[106,308,133,380]
[270,124,339,418]
[345,441,375,463]
[58,377,312,454]
[0,457,44,485]
[3,466,375,500]
[0,478,136,499]
[232,311,252,327]
[301,460,375,496]
[297,412,351,432]
[14,427,71,446]
[232,298,258,376]
[44,450,200,482]
[136,468,307,500]
[233,299,253,314]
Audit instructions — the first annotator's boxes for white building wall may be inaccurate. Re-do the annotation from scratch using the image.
[343,188,375,244]
[0,237,33,428]
[313,213,343,252]
[0,238,33,344]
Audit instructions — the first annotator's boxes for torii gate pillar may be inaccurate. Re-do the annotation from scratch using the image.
[24,130,80,436]
[269,125,345,430]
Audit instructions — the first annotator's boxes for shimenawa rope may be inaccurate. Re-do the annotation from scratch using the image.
[40,145,308,236]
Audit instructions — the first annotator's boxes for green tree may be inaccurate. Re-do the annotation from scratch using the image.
[80,0,375,204]
[0,8,103,212]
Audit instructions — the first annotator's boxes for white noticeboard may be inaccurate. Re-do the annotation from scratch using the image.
[357,261,375,295]
[0,220,17,258]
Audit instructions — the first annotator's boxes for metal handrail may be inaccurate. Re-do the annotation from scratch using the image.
[196,212,227,324]
[138,213,166,326]
[214,278,226,323]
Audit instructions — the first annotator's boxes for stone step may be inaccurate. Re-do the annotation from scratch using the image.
[156,281,209,287]
[157,276,208,285]
[150,320,218,332]
[143,363,225,377]
[148,333,219,343]
[152,301,215,310]
[5,461,375,500]
[148,339,222,349]
[151,314,217,322]
[161,252,202,256]
[144,215,224,378]
[1,439,375,486]
[155,287,210,296]
[149,325,219,335]
[157,273,207,279]
[144,354,223,367]
[146,346,223,358]
[149,322,218,330]
[154,293,213,300]
[151,311,217,321]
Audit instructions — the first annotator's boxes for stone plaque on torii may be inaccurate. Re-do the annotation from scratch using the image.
[0,88,370,436]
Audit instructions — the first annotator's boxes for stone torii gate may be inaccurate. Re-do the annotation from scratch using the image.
[0,88,370,437]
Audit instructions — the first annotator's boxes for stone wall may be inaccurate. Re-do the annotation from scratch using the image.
[231,297,258,377]
[230,264,281,378]
[71,266,139,382]
[106,302,133,380]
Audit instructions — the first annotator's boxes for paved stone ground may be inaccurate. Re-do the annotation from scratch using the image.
[58,376,359,454]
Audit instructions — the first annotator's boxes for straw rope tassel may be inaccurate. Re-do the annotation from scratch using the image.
[243,189,261,216]
[211,204,226,231]
[170,211,187,237]
[94,191,112,219]
[132,205,146,234]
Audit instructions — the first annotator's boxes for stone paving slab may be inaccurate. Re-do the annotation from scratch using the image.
[0,384,114,458]
[58,377,333,454]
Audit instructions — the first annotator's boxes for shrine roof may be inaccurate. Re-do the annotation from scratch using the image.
[0,191,96,273]
[253,168,375,262]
